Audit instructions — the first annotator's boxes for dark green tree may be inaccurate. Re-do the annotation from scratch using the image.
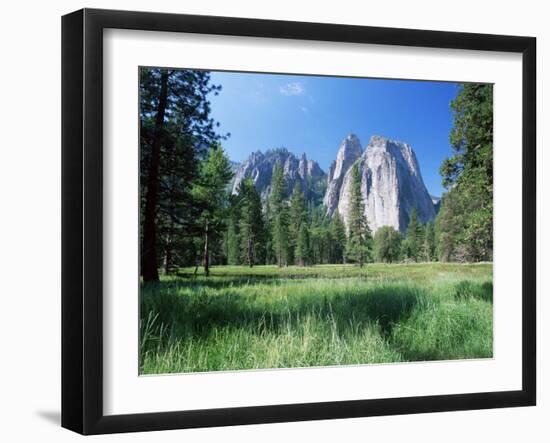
[192,144,233,276]
[226,216,240,265]
[436,191,463,261]
[345,163,372,266]
[422,221,436,262]
[289,182,308,265]
[263,201,275,265]
[139,67,223,281]
[270,162,290,266]
[309,205,331,264]
[373,226,402,263]
[295,224,312,266]
[237,179,265,267]
[437,83,493,262]
[330,212,347,264]
[403,208,422,261]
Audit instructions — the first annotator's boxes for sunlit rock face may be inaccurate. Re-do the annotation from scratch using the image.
[332,135,436,233]
[232,148,325,201]
[232,134,436,232]
[323,134,363,215]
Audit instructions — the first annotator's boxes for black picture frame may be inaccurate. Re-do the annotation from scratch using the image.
[61,8,536,435]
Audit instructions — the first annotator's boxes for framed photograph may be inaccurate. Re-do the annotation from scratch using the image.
[61,8,536,435]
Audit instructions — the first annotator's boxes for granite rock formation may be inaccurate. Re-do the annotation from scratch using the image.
[323,134,363,215]
[329,135,436,233]
[231,148,325,202]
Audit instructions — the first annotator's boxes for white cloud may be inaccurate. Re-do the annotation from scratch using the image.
[279,82,305,96]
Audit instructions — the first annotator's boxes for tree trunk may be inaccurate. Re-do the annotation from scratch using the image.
[193,258,199,277]
[203,220,210,276]
[247,236,253,268]
[141,70,169,283]
[163,213,176,275]
[164,241,172,275]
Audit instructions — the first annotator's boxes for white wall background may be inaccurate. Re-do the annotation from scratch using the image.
[0,0,546,441]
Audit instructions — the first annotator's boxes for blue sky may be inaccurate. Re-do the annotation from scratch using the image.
[209,71,460,197]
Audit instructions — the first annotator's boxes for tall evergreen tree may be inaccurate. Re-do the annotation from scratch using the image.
[403,208,422,261]
[192,144,233,276]
[437,83,493,262]
[237,179,265,267]
[435,191,463,261]
[345,163,372,266]
[330,212,347,264]
[141,69,169,282]
[289,182,308,265]
[269,162,290,267]
[222,193,242,265]
[139,67,223,281]
[295,224,312,266]
[309,205,330,264]
[263,201,275,265]
[422,221,436,262]
[226,216,240,265]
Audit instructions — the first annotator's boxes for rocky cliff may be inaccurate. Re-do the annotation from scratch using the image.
[330,135,436,233]
[231,148,326,202]
[231,135,436,233]
[323,134,363,215]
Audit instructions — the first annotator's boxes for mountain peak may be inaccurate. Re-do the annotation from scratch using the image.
[368,134,389,144]
[364,135,421,180]
[231,148,326,202]
[323,135,363,214]
[335,135,434,232]
[340,133,362,149]
[367,134,409,150]
[232,132,436,233]
[338,134,363,162]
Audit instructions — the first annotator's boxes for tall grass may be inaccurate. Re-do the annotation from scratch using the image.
[140,263,493,374]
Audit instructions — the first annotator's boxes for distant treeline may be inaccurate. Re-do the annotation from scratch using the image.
[223,163,437,269]
[139,67,493,281]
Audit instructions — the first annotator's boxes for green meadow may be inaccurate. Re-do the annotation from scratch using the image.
[140,263,493,374]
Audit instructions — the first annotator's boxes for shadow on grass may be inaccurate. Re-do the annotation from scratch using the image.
[141,280,426,341]
[454,280,493,303]
[174,271,370,282]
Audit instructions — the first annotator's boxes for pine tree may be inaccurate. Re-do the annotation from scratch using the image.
[438,83,493,262]
[330,212,347,264]
[140,69,169,282]
[435,191,463,261]
[289,182,308,265]
[263,201,275,265]
[423,221,436,262]
[346,163,372,266]
[295,223,311,266]
[139,67,223,281]
[237,179,265,267]
[417,223,426,261]
[192,144,233,276]
[224,194,240,265]
[226,216,240,265]
[309,205,330,264]
[269,162,290,267]
[404,208,422,261]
